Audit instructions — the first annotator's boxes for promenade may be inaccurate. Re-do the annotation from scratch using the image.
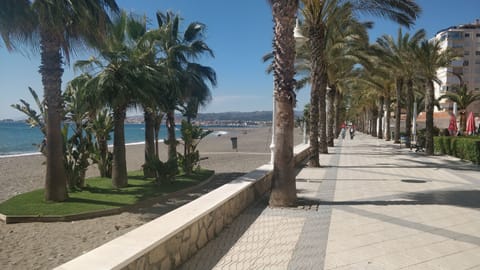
[180,132,480,270]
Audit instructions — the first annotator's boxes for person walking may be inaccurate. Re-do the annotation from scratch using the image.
[349,126,355,139]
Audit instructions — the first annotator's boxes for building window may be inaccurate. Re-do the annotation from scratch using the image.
[464,60,470,66]
[465,33,471,38]
[465,51,470,56]
[476,59,480,65]
[477,33,480,37]
[449,31,463,39]
[476,51,480,55]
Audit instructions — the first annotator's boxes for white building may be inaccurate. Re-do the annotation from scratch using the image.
[432,19,480,114]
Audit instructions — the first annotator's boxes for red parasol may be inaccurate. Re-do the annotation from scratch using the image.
[466,111,476,135]
[448,114,458,136]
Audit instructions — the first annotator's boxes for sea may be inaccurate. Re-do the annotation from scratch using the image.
[0,122,178,157]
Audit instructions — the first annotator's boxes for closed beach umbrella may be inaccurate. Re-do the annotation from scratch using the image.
[466,111,476,135]
[448,114,458,136]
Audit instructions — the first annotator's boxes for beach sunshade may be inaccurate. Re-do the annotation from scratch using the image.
[448,114,458,135]
[466,111,476,135]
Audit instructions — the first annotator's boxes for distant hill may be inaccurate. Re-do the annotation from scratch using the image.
[196,111,303,121]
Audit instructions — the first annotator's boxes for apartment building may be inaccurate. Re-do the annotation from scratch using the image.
[432,19,480,114]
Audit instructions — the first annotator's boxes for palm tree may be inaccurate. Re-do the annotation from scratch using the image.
[76,11,157,188]
[300,0,420,155]
[267,0,299,207]
[374,28,425,145]
[153,12,215,169]
[0,0,119,201]
[438,73,480,132]
[266,0,419,206]
[414,39,456,155]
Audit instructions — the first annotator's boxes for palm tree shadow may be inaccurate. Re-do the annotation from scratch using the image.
[297,190,480,209]
[129,172,250,222]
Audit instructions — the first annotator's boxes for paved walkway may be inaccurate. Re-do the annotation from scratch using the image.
[179,133,480,270]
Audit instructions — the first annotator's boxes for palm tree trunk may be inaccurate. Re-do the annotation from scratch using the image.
[327,86,335,146]
[166,110,177,162]
[269,0,297,207]
[112,106,128,188]
[143,109,156,178]
[154,112,163,159]
[378,96,384,139]
[319,77,328,154]
[98,135,109,177]
[308,82,320,167]
[425,80,435,155]
[40,32,68,202]
[394,78,403,143]
[405,79,413,147]
[385,93,391,141]
[371,108,378,137]
[334,90,342,137]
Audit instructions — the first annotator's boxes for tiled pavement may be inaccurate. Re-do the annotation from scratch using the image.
[179,133,480,270]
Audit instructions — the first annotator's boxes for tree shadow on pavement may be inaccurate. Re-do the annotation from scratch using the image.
[129,172,248,222]
[296,189,480,210]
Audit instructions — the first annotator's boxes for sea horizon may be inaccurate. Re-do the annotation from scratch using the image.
[0,122,251,157]
[0,122,177,157]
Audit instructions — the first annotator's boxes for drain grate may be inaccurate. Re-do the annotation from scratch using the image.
[401,179,427,183]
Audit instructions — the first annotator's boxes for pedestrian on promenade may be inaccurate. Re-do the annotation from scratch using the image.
[349,126,355,139]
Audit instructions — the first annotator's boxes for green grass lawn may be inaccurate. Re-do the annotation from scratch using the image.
[0,169,214,216]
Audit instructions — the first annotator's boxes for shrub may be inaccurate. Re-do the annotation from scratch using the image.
[434,136,480,164]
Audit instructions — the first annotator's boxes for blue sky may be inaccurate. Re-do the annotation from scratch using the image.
[1,0,479,120]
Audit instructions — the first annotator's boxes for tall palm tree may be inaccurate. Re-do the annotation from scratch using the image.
[154,11,214,168]
[0,0,119,201]
[267,0,299,207]
[266,0,419,206]
[414,39,456,155]
[76,11,157,188]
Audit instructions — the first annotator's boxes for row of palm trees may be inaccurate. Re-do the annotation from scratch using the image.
[266,0,441,206]
[1,2,215,202]
[349,28,460,156]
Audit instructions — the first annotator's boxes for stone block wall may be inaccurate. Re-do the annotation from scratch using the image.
[122,172,273,270]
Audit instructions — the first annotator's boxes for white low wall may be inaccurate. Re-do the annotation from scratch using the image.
[55,143,311,270]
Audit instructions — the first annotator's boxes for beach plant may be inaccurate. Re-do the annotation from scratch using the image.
[11,87,47,155]
[88,109,114,178]
[0,0,119,202]
[142,157,178,184]
[63,80,96,189]
[178,120,213,175]
[61,124,93,190]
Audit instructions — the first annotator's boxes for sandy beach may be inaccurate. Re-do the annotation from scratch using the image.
[0,126,303,270]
